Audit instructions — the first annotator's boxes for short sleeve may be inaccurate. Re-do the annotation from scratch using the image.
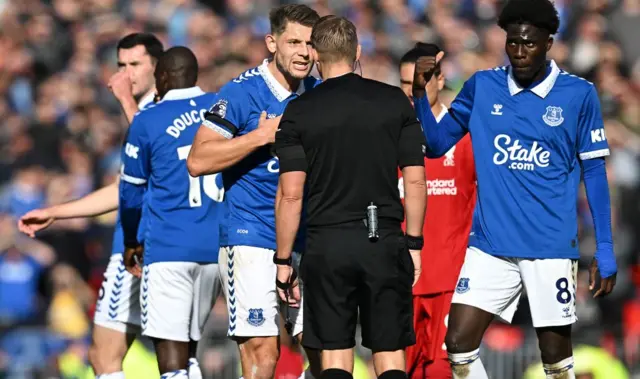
[448,73,476,131]
[577,85,610,160]
[202,83,250,139]
[120,116,150,186]
[274,102,307,173]
[398,94,426,168]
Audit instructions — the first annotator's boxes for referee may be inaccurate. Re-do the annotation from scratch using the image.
[272,15,427,379]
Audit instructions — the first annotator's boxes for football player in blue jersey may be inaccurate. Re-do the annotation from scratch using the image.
[412,0,617,378]
[187,4,322,379]
[119,46,224,379]
[17,33,173,379]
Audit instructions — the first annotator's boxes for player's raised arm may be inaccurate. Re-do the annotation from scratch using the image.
[577,86,617,297]
[187,86,280,176]
[109,71,140,125]
[118,116,151,274]
[412,52,471,158]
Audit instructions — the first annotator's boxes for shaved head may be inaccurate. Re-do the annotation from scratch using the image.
[154,46,199,99]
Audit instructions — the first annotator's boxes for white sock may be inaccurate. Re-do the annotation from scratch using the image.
[160,369,188,379]
[188,358,202,379]
[96,372,125,379]
[298,368,315,379]
[448,348,488,379]
[543,357,575,379]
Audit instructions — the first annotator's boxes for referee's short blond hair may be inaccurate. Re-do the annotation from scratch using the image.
[311,15,358,64]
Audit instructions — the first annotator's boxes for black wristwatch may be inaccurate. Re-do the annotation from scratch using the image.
[406,234,424,250]
[273,253,292,266]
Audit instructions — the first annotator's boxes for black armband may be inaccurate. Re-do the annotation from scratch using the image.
[273,253,292,266]
[406,235,424,250]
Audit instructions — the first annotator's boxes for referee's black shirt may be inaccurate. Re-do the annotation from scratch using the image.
[274,73,425,227]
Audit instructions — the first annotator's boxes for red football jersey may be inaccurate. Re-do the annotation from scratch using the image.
[399,107,477,295]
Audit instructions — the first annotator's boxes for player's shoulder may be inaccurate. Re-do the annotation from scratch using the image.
[555,68,595,94]
[473,65,509,85]
[303,75,322,90]
[219,66,263,96]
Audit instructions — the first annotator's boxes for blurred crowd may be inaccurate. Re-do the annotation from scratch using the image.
[0,0,639,378]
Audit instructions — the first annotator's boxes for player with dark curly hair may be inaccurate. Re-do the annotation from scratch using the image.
[411,0,618,378]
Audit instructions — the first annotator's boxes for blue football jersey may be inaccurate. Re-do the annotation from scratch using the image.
[111,92,156,255]
[120,87,224,264]
[202,59,320,251]
[420,61,609,259]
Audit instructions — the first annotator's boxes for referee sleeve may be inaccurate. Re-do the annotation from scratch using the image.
[398,96,426,168]
[274,104,307,173]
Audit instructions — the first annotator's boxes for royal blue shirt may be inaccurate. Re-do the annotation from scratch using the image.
[119,87,224,264]
[111,92,155,255]
[415,61,610,259]
[202,59,320,251]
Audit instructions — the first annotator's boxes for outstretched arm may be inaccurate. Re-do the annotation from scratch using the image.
[18,180,119,237]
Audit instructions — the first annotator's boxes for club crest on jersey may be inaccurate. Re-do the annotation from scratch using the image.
[456,278,470,294]
[542,106,564,127]
[247,308,265,326]
[210,99,228,119]
[444,145,456,167]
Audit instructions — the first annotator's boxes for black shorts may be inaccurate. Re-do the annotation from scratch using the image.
[300,222,415,352]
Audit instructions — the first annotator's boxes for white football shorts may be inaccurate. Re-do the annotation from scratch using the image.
[452,247,578,328]
[94,253,141,334]
[140,261,221,342]
[219,245,304,338]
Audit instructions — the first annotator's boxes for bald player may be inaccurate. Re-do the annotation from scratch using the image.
[119,46,224,379]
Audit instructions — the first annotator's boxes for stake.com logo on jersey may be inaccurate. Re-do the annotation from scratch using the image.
[492,134,551,171]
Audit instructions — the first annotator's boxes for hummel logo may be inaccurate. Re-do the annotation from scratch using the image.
[491,104,503,116]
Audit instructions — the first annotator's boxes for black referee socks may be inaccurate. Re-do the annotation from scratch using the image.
[320,369,353,379]
[378,370,408,379]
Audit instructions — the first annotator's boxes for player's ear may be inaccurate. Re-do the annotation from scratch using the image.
[437,72,445,91]
[265,34,277,55]
[546,36,554,52]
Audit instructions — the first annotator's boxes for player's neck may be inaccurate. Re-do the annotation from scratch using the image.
[431,101,443,118]
[319,62,352,80]
[268,60,301,94]
[137,88,156,104]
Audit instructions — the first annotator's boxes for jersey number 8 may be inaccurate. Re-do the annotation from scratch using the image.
[177,145,224,207]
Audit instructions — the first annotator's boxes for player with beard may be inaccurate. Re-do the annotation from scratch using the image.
[187,5,322,379]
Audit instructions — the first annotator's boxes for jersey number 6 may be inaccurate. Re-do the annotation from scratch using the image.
[177,145,224,207]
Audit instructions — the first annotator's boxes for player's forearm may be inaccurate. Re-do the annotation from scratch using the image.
[275,196,303,260]
[413,94,463,157]
[402,166,427,237]
[48,181,119,219]
[119,96,140,125]
[188,126,264,176]
[119,181,144,247]
[583,157,617,277]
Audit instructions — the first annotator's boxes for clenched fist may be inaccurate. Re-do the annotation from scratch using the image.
[108,71,133,102]
[413,51,445,92]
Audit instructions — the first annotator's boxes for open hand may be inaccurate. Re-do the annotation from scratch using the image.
[18,208,55,238]
[256,111,282,145]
